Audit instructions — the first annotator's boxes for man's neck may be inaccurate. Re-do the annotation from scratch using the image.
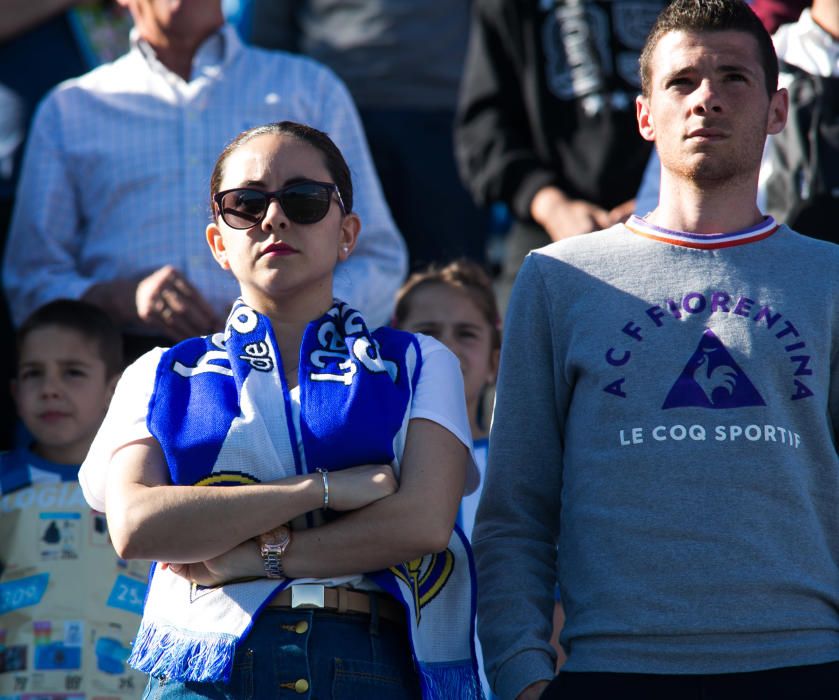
[648,171,765,234]
[143,25,221,81]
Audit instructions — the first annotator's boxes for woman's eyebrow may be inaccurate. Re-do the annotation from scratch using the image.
[283,176,318,185]
[241,179,268,187]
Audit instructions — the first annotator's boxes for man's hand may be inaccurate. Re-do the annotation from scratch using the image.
[530,186,612,242]
[517,680,550,700]
[136,265,221,340]
[84,265,221,341]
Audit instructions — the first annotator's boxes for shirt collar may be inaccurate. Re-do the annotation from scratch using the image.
[131,23,241,82]
[625,215,780,250]
[22,446,81,475]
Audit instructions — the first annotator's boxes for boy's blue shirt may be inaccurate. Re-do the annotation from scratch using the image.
[0,448,80,495]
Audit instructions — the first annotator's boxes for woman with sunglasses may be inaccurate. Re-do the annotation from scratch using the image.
[80,121,481,699]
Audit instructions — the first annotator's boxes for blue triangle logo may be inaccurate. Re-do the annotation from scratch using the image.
[662,329,765,409]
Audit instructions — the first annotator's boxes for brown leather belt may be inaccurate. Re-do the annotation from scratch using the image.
[267,585,404,625]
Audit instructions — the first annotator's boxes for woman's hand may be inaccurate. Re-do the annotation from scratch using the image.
[327,463,397,511]
[162,540,262,587]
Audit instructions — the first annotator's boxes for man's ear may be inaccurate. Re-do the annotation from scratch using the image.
[636,95,656,143]
[206,223,230,270]
[337,213,361,262]
[766,87,789,136]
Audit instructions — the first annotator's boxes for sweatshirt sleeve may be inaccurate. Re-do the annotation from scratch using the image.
[830,283,839,453]
[473,253,567,698]
[454,0,560,222]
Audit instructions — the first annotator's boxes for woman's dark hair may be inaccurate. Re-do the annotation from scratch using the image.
[639,0,778,97]
[209,121,354,218]
[16,299,124,378]
[394,259,502,352]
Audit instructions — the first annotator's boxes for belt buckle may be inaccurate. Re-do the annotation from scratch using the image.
[290,584,325,609]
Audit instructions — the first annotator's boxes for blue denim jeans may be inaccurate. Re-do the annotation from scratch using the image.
[141,606,422,700]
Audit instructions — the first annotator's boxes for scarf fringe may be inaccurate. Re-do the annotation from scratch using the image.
[128,620,237,683]
[418,661,485,700]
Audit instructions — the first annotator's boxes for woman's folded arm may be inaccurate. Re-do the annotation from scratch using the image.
[105,437,396,562]
[282,417,468,578]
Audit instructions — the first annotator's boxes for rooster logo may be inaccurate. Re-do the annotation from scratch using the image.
[662,329,765,409]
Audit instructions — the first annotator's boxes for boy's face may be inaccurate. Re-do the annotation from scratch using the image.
[12,326,117,465]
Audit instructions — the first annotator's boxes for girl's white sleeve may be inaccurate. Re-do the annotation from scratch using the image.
[411,334,479,493]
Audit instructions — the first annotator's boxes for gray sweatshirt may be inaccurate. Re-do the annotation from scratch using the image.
[475,217,839,699]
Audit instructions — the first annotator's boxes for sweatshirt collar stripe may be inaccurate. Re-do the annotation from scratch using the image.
[625,215,779,249]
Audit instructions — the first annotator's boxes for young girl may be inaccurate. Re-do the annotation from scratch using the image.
[394,260,501,696]
[395,262,568,690]
[79,122,482,699]
[393,259,500,542]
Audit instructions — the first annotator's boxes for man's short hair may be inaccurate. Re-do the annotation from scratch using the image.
[16,299,124,378]
[639,0,779,97]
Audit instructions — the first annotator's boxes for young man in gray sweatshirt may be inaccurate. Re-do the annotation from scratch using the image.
[474,1,839,698]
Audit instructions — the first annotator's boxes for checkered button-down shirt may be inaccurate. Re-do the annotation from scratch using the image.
[4,25,407,328]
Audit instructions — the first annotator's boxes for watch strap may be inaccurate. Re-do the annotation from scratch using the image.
[258,526,291,579]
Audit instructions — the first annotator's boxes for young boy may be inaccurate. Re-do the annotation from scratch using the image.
[1,299,148,698]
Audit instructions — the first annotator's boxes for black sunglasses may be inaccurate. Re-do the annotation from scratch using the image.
[214,180,346,229]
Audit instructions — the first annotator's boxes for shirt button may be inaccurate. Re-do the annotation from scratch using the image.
[294,678,309,693]
[294,620,309,634]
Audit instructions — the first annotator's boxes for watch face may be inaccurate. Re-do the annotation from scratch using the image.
[260,525,291,578]
[260,525,291,554]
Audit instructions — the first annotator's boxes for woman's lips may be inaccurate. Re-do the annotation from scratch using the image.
[262,242,299,256]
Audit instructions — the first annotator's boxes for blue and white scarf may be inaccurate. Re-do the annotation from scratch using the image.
[128,299,482,698]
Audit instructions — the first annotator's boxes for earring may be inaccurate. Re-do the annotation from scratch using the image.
[342,245,349,254]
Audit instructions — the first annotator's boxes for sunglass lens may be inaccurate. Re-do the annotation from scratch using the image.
[281,183,331,224]
[221,190,267,228]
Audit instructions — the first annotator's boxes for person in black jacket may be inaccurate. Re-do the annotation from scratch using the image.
[455,0,665,306]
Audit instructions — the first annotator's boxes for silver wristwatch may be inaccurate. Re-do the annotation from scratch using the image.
[258,525,292,579]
